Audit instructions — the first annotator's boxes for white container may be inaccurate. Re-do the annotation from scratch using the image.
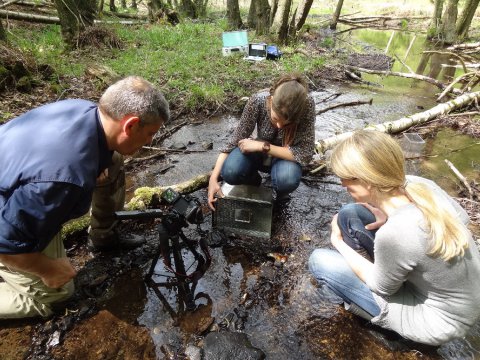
[401,133,425,158]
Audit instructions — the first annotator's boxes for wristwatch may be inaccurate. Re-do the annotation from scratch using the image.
[262,141,271,153]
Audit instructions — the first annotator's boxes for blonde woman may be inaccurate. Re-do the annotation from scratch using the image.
[308,130,480,345]
[207,73,315,209]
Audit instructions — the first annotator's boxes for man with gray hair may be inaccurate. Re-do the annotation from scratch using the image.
[0,76,169,318]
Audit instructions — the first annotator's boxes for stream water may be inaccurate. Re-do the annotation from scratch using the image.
[111,29,480,359]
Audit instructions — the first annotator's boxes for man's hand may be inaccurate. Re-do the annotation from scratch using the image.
[360,203,388,230]
[0,253,76,289]
[238,138,263,154]
[39,257,76,288]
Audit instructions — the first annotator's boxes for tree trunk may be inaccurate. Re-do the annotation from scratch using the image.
[147,0,180,25]
[131,0,137,9]
[439,0,459,44]
[226,0,243,29]
[247,0,256,28]
[0,19,6,41]
[428,0,444,39]
[271,0,291,43]
[54,0,96,47]
[194,0,208,17]
[110,0,117,12]
[315,90,480,154]
[121,0,127,8]
[255,0,270,35]
[98,0,105,13]
[180,0,197,18]
[330,0,344,30]
[295,0,313,31]
[270,0,278,26]
[456,0,480,41]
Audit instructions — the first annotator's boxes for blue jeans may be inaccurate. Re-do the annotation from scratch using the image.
[221,147,302,195]
[308,203,381,317]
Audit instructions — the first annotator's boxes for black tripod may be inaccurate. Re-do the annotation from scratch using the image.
[145,212,211,311]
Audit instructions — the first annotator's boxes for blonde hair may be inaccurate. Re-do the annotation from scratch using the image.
[330,130,469,261]
[269,73,309,146]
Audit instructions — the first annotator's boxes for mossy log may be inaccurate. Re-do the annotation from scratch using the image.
[61,173,210,239]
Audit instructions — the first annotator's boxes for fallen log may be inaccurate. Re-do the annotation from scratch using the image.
[346,65,462,95]
[316,99,373,115]
[126,172,210,209]
[61,173,210,238]
[315,90,480,154]
[0,9,146,24]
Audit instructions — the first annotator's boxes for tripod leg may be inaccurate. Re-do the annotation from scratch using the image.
[170,235,196,311]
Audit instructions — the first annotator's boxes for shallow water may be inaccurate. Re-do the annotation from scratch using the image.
[117,30,480,359]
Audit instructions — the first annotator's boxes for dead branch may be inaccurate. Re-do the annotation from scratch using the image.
[346,65,462,95]
[437,72,478,101]
[142,146,206,153]
[445,159,473,199]
[0,0,21,9]
[345,69,382,87]
[0,8,59,23]
[153,121,188,145]
[447,42,480,51]
[125,151,166,165]
[316,98,373,115]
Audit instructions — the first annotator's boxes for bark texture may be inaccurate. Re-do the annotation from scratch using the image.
[456,0,480,40]
[330,0,344,30]
[54,0,97,47]
[226,0,243,29]
[294,0,313,31]
[271,0,291,43]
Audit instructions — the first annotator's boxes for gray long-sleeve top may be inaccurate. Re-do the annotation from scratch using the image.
[367,175,480,345]
[220,91,316,166]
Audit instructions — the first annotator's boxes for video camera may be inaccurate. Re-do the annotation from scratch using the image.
[115,187,203,232]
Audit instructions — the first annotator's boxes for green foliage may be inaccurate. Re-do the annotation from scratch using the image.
[320,36,335,48]
[7,20,327,111]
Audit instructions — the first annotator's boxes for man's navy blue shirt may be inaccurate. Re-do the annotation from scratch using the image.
[0,99,112,254]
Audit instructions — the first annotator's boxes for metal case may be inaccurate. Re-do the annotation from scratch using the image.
[213,184,273,239]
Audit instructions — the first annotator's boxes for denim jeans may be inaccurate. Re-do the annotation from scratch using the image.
[308,203,381,317]
[221,147,302,195]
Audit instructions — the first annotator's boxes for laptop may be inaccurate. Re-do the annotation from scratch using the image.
[244,43,267,61]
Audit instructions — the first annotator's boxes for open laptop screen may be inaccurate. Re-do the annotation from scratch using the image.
[249,44,267,57]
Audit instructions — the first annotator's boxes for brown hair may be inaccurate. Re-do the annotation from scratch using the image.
[269,73,309,146]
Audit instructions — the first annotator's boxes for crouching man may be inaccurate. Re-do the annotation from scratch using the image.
[0,76,169,318]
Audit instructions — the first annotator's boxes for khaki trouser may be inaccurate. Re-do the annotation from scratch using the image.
[0,232,74,319]
[88,152,126,247]
[0,152,125,318]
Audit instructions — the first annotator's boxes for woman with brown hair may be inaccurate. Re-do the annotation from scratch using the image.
[207,73,315,210]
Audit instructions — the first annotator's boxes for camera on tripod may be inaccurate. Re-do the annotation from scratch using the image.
[160,188,203,234]
[115,188,210,312]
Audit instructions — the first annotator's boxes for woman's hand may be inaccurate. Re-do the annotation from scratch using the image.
[330,214,344,249]
[207,178,224,211]
[359,203,388,230]
[238,138,263,154]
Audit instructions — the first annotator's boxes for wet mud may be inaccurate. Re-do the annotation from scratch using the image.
[1,83,479,359]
